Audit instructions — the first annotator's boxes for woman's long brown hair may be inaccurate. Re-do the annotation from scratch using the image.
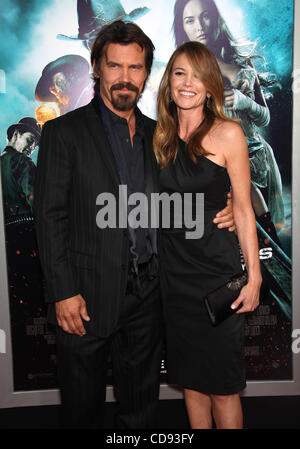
[153,41,236,168]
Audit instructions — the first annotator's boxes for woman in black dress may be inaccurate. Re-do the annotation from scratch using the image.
[153,41,262,429]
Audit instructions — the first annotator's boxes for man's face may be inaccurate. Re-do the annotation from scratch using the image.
[49,72,71,107]
[52,72,71,94]
[95,42,148,113]
[14,131,37,155]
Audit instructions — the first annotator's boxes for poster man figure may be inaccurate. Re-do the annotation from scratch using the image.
[0,117,48,389]
[1,117,40,220]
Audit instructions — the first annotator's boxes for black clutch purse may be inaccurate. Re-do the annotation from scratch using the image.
[204,272,248,326]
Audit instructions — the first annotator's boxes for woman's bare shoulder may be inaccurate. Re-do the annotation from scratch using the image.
[210,119,244,144]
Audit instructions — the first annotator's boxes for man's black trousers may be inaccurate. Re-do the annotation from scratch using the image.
[55,266,163,429]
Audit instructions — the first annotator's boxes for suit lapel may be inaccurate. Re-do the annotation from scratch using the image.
[84,100,121,190]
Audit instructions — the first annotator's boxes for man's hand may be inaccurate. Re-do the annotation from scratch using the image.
[55,294,90,336]
[213,192,236,232]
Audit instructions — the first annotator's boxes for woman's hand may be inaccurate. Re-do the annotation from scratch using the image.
[224,89,235,110]
[230,278,262,314]
[224,79,252,110]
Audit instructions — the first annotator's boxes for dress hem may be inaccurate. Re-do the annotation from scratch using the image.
[167,380,247,396]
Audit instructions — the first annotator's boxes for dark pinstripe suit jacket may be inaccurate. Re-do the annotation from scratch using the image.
[34,98,159,337]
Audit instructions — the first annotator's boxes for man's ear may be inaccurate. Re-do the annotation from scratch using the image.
[8,130,19,146]
[12,130,19,141]
[92,61,100,79]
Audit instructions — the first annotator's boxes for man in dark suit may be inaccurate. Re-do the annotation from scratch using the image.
[34,20,234,429]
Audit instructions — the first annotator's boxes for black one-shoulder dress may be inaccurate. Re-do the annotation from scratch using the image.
[159,137,246,395]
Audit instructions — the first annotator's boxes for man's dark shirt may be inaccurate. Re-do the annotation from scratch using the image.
[96,94,153,266]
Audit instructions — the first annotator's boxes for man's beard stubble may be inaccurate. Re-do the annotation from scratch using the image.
[110,82,140,111]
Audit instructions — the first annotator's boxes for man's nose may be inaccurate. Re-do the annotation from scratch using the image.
[120,67,130,82]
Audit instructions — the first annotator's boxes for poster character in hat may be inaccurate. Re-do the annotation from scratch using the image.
[56,0,165,119]
[35,55,93,115]
[1,117,54,390]
[57,0,151,50]
[1,117,40,220]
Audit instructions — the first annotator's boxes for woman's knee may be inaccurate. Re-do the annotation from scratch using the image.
[211,393,240,406]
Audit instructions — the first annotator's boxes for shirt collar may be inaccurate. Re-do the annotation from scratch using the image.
[97,93,144,132]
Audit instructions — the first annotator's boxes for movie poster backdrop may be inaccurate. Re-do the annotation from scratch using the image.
[0,0,294,393]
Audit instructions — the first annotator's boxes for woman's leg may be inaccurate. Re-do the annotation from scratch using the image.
[184,388,213,429]
[211,393,243,429]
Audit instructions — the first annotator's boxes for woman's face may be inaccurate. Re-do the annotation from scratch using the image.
[182,0,212,45]
[170,52,208,114]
